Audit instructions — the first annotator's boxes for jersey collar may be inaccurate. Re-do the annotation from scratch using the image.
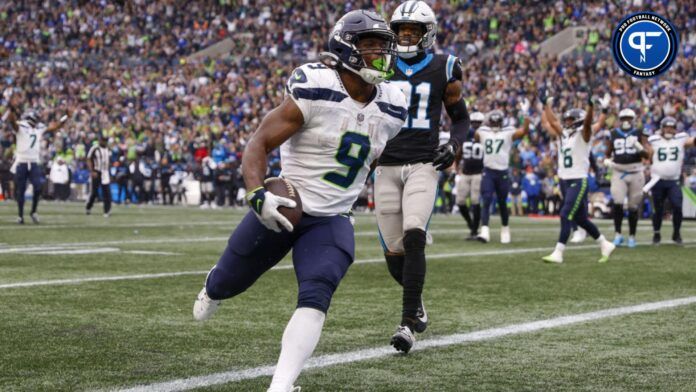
[396,53,434,78]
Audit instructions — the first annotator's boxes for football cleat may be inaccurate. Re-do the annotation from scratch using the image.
[465,233,478,241]
[193,287,221,321]
[104,213,110,218]
[16,216,24,224]
[414,298,428,333]
[570,228,587,243]
[612,234,624,247]
[652,232,661,245]
[85,208,91,215]
[500,226,511,244]
[30,212,40,224]
[390,325,415,353]
[542,251,563,264]
[477,226,490,243]
[598,240,615,263]
[627,237,636,248]
[672,232,682,245]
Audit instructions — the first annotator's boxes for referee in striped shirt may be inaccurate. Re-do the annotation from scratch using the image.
[86,135,112,216]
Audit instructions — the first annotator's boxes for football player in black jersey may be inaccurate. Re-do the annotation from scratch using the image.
[375,0,470,353]
[604,108,650,248]
[456,111,485,239]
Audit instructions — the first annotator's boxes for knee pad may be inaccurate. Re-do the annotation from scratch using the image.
[297,277,336,313]
[403,229,426,253]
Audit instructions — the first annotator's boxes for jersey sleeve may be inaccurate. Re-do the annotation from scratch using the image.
[648,135,661,144]
[445,55,463,83]
[285,65,314,122]
[503,127,516,143]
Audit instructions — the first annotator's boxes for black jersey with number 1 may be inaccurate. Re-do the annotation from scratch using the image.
[378,53,462,165]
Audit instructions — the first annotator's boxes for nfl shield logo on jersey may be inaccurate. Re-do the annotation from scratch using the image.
[611,12,678,78]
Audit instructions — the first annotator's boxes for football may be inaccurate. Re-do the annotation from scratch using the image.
[264,177,303,226]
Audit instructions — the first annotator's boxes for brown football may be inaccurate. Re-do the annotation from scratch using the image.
[264,177,303,227]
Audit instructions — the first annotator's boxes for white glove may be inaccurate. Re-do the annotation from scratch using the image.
[519,98,530,114]
[598,93,611,110]
[602,158,614,168]
[246,188,297,233]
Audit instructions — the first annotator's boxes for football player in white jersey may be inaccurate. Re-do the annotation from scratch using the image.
[645,117,695,245]
[192,11,407,392]
[3,93,71,224]
[475,100,530,243]
[538,89,615,263]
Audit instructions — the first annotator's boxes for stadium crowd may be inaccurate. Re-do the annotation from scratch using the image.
[0,0,694,211]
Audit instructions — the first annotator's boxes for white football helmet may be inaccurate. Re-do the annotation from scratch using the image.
[470,111,485,128]
[390,1,437,58]
[618,108,636,131]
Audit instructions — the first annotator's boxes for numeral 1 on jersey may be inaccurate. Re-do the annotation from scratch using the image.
[390,81,431,129]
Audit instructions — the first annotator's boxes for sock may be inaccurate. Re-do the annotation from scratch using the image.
[472,204,481,233]
[401,229,426,330]
[596,234,607,244]
[612,204,624,234]
[458,204,473,231]
[268,307,325,392]
[31,190,40,214]
[385,253,404,285]
[553,242,566,255]
[628,209,638,236]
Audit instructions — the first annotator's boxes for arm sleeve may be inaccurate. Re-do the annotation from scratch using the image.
[445,99,469,147]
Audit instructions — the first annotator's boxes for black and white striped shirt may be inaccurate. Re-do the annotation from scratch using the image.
[87,145,110,177]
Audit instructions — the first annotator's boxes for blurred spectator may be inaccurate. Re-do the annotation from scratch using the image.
[49,156,71,201]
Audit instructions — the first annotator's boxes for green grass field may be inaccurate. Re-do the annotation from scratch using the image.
[1,202,694,391]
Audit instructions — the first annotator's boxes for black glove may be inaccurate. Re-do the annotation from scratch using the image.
[433,140,457,171]
[538,87,548,105]
[586,89,594,107]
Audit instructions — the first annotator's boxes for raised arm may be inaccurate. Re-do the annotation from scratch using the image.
[46,108,74,133]
[582,99,594,143]
[538,88,562,137]
[513,98,531,141]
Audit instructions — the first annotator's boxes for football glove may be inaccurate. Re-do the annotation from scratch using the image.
[433,140,457,171]
[246,187,296,233]
[537,87,552,106]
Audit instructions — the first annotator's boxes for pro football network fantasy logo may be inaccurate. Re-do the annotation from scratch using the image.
[611,12,678,78]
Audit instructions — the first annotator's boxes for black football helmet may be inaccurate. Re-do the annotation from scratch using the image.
[322,10,397,84]
[487,110,504,129]
[20,110,39,128]
[562,108,586,129]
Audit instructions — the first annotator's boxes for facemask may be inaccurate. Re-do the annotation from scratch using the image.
[621,121,631,131]
[396,44,418,58]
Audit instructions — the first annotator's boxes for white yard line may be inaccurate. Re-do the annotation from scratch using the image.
[114,296,696,392]
[27,248,121,255]
[0,244,610,290]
